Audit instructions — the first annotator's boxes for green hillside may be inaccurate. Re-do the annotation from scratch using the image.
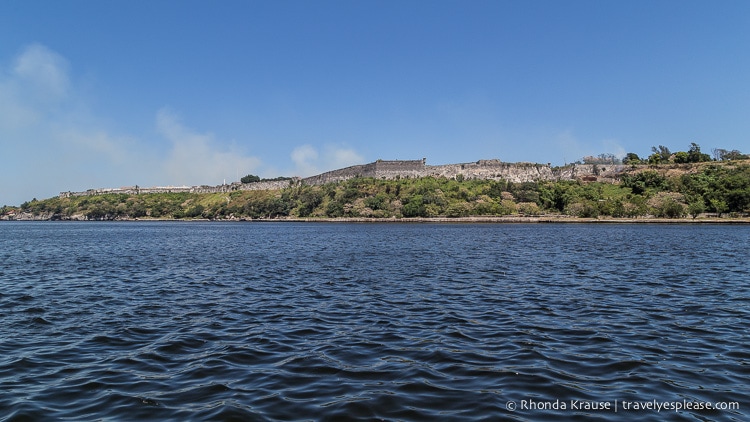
[4,161,749,221]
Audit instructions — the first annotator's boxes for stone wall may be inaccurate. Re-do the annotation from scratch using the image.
[59,179,300,198]
[552,164,625,182]
[301,162,378,185]
[425,161,554,183]
[237,179,298,191]
[59,159,626,199]
[299,159,428,185]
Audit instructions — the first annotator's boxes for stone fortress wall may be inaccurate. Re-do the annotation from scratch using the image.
[59,159,623,198]
[59,180,295,198]
[300,158,622,185]
[300,159,427,185]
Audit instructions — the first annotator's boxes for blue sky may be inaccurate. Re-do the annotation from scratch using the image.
[1,0,748,206]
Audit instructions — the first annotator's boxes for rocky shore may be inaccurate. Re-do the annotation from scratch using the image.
[4,212,749,224]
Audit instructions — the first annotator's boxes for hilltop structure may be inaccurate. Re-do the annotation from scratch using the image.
[59,158,619,198]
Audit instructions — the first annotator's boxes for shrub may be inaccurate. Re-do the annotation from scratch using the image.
[566,201,600,218]
[658,199,685,218]
[621,171,667,194]
[499,199,517,215]
[185,205,205,218]
[446,202,470,217]
[649,193,686,218]
[687,201,705,219]
[517,202,541,216]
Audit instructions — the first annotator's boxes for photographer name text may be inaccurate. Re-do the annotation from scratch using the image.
[505,398,739,413]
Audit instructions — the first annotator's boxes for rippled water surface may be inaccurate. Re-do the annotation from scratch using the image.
[1,222,748,421]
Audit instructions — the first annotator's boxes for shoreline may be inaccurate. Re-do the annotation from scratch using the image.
[3,214,750,224]
[275,216,750,224]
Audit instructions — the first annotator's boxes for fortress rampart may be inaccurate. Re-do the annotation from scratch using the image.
[300,159,427,185]
[299,158,621,185]
[59,159,624,198]
[59,179,297,199]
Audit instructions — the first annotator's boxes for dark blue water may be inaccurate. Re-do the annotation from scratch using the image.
[1,222,748,421]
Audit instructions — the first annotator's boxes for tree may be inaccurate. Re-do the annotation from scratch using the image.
[621,171,666,195]
[241,174,261,184]
[659,198,685,218]
[687,143,711,163]
[729,150,748,160]
[712,148,728,161]
[622,153,642,165]
[402,195,426,217]
[709,198,728,217]
[674,151,690,164]
[185,204,205,218]
[517,202,541,216]
[713,148,747,161]
[648,153,663,164]
[651,145,672,162]
[599,153,619,164]
[687,201,705,219]
[582,153,619,164]
[296,189,323,217]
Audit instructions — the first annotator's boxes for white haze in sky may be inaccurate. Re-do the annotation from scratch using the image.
[0,44,364,205]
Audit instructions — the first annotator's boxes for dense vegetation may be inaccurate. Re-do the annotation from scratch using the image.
[240,174,293,184]
[586,143,747,165]
[5,161,749,220]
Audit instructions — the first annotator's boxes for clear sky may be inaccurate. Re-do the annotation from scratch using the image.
[1,0,748,206]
